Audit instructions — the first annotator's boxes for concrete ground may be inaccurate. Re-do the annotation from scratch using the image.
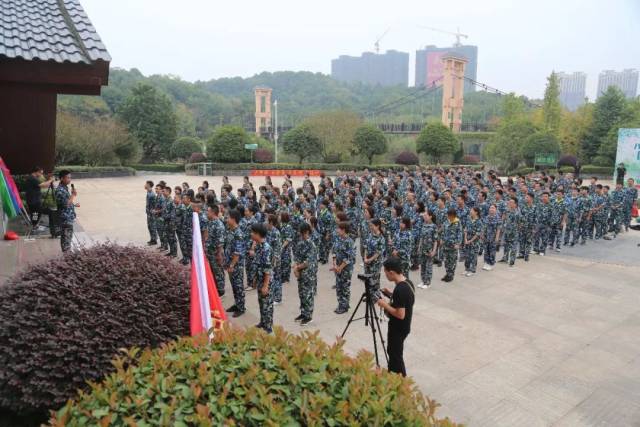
[2,172,639,426]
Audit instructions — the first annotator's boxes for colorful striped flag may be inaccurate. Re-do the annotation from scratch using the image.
[0,157,23,219]
[190,212,227,337]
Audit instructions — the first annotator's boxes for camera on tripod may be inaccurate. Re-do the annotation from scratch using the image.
[357,273,382,303]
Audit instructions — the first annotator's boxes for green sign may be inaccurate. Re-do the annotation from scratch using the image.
[244,143,258,150]
[534,152,557,167]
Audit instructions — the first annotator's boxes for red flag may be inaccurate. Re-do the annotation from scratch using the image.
[190,213,227,336]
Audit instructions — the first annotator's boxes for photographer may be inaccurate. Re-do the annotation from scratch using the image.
[377,257,415,377]
[25,166,56,236]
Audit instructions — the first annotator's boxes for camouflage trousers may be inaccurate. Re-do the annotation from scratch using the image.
[519,227,534,257]
[400,257,411,280]
[420,253,434,285]
[484,240,497,265]
[318,236,332,263]
[594,215,607,239]
[563,218,577,245]
[146,213,157,243]
[245,254,256,287]
[181,229,193,261]
[227,264,245,312]
[206,250,226,296]
[534,225,551,254]
[298,276,317,319]
[60,223,73,253]
[280,246,292,283]
[578,219,590,243]
[257,283,274,333]
[623,204,633,228]
[156,218,167,249]
[411,236,421,268]
[502,237,518,265]
[609,209,623,235]
[548,223,563,249]
[335,266,353,310]
[443,247,457,276]
[464,243,480,273]
[272,261,283,303]
[165,223,177,256]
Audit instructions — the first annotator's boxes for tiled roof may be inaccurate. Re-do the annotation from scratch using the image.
[0,0,111,64]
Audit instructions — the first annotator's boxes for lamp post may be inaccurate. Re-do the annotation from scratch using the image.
[274,100,278,163]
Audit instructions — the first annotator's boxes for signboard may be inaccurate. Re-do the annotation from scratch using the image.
[426,51,446,86]
[244,143,258,150]
[534,152,557,167]
[250,169,321,177]
[615,128,640,184]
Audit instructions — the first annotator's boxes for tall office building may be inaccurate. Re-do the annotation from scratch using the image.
[331,50,409,87]
[415,44,478,93]
[557,71,586,111]
[597,69,639,99]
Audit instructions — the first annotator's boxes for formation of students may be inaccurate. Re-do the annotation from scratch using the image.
[143,167,638,333]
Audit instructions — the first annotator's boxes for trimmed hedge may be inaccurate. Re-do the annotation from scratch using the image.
[0,244,190,420]
[510,165,613,176]
[52,328,458,426]
[54,166,135,173]
[186,162,484,172]
[130,163,185,173]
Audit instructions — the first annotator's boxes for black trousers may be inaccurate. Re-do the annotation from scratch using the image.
[387,328,409,377]
[27,202,58,237]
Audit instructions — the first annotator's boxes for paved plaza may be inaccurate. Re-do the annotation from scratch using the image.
[2,173,640,426]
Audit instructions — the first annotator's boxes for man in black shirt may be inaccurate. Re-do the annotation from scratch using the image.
[377,256,415,377]
[24,166,55,234]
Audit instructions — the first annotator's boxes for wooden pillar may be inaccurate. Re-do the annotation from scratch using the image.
[0,84,57,174]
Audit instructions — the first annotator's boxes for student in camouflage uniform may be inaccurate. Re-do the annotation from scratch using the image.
[266,215,283,304]
[241,205,259,290]
[500,198,520,266]
[162,186,177,257]
[250,223,274,333]
[293,223,318,326]
[577,186,592,245]
[563,188,579,246]
[463,207,482,276]
[392,217,413,279]
[154,184,167,250]
[364,218,386,288]
[533,192,552,256]
[441,208,462,282]
[145,180,157,245]
[548,189,566,252]
[482,205,502,270]
[206,204,226,297]
[54,170,77,253]
[591,185,608,239]
[175,193,185,256]
[279,212,294,283]
[224,209,246,317]
[332,222,356,314]
[417,211,438,287]
[180,193,194,265]
[623,178,638,230]
[609,183,626,236]
[518,193,536,260]
[317,199,335,264]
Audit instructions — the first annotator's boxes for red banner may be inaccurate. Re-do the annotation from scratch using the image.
[250,169,321,177]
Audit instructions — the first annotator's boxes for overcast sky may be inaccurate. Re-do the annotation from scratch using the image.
[82,0,639,100]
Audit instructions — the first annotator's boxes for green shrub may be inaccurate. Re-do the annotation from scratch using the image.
[170,136,203,160]
[130,163,185,173]
[52,328,458,426]
[581,165,613,175]
[0,244,190,418]
[206,126,251,163]
[591,156,614,168]
[183,162,484,173]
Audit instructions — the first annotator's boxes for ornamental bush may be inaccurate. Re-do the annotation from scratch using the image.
[0,244,190,419]
[189,152,207,163]
[254,148,274,163]
[395,151,419,165]
[52,328,458,426]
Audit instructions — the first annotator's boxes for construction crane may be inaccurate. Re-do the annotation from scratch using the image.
[374,27,391,54]
[418,26,468,47]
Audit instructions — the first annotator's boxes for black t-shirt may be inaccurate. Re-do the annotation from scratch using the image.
[389,280,415,335]
[25,175,42,206]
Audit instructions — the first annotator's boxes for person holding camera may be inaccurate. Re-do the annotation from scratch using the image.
[54,170,79,253]
[377,257,415,377]
[25,166,56,236]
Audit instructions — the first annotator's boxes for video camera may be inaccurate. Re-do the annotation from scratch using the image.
[357,273,382,303]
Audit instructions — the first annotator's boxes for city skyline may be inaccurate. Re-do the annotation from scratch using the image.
[79,0,639,100]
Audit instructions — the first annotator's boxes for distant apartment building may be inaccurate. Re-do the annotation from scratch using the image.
[415,44,478,93]
[331,50,409,87]
[597,69,639,99]
[557,71,586,111]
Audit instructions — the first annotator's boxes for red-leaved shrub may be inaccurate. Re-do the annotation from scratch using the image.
[395,151,419,165]
[0,244,190,418]
[254,148,274,163]
[189,152,207,163]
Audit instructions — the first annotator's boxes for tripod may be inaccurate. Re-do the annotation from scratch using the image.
[341,277,388,367]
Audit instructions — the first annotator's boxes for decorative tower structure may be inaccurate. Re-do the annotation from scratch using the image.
[440,55,467,132]
[254,87,272,136]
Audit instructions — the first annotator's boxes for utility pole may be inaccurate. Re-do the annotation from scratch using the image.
[274,100,278,163]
